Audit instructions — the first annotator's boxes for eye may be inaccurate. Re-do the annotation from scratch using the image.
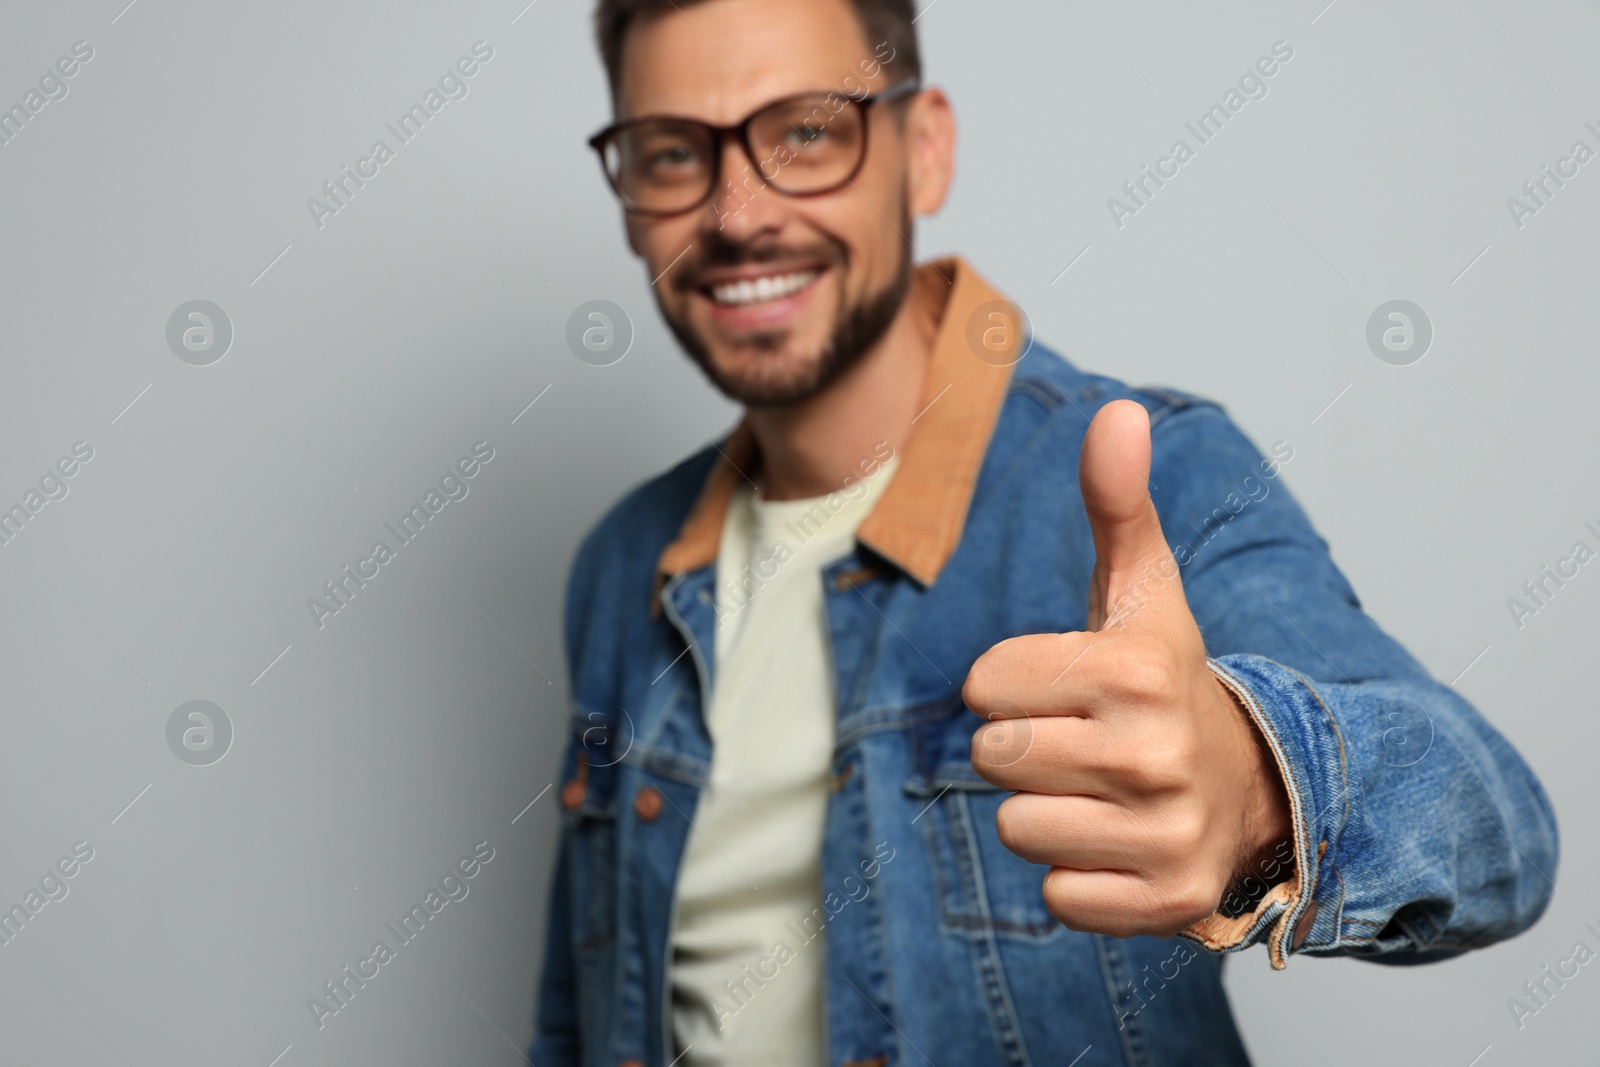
[654,145,695,166]
[786,123,832,149]
[625,137,709,186]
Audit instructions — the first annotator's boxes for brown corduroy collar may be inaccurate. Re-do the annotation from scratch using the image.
[652,255,1022,614]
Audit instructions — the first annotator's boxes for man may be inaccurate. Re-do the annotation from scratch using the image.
[532,0,1558,1063]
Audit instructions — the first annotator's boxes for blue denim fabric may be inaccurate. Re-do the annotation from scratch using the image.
[530,342,1557,1066]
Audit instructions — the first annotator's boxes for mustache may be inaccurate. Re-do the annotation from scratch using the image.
[672,237,845,292]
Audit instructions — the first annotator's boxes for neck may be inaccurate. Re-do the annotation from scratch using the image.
[746,275,938,501]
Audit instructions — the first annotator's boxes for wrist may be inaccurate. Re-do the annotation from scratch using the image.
[1215,671,1294,883]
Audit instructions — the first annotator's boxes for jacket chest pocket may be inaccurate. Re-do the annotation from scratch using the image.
[905,711,1066,943]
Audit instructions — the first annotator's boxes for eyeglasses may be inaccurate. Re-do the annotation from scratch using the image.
[588,79,921,217]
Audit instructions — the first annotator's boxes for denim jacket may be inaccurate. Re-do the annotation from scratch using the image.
[530,257,1557,1067]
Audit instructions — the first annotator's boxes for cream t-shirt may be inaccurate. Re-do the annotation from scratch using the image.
[669,453,900,1067]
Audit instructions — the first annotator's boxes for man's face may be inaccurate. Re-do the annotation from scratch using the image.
[615,0,919,407]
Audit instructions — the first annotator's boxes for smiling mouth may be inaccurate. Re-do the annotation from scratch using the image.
[702,268,823,307]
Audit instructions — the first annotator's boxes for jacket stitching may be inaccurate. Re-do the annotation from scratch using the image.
[951,791,1035,1067]
[1094,934,1150,1067]
[1278,661,1354,962]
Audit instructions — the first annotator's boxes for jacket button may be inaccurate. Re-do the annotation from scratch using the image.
[634,785,663,822]
[1292,900,1319,949]
[560,779,586,811]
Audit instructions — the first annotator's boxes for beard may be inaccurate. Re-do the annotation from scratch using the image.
[658,209,914,408]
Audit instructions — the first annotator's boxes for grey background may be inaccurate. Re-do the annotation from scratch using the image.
[0,0,1595,1063]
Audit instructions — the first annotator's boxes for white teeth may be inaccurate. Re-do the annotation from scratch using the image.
[709,270,818,306]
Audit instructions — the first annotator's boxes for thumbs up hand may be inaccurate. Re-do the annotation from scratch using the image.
[965,400,1293,938]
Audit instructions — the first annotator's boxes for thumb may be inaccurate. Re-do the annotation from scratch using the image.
[1078,399,1179,632]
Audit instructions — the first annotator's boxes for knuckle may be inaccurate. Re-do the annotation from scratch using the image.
[972,726,1024,783]
[1132,735,1192,793]
[1139,803,1209,868]
[1040,872,1081,928]
[993,797,1029,855]
[976,713,1038,772]
[963,647,1013,714]
[1172,806,1210,856]
[961,664,992,713]
[1158,874,1223,930]
[1114,646,1178,704]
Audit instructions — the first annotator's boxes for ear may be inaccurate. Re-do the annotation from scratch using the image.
[904,87,955,219]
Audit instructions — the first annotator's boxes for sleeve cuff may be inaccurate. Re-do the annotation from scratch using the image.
[1180,655,1350,968]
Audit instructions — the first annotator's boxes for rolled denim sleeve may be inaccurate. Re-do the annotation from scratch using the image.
[1140,397,1559,970]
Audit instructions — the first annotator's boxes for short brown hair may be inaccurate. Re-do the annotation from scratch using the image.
[593,0,921,102]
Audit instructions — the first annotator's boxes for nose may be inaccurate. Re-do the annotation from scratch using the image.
[705,132,783,236]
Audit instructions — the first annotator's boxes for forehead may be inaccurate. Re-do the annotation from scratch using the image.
[616,0,875,123]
